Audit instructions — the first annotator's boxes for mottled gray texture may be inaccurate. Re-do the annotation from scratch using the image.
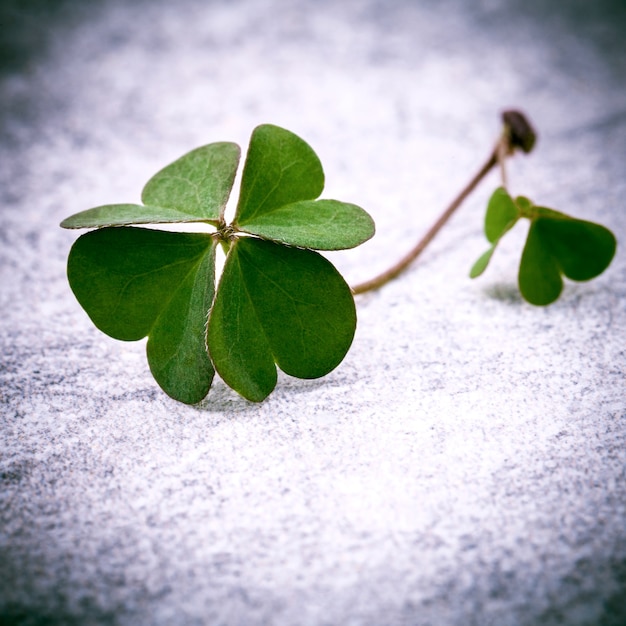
[1,1,625,624]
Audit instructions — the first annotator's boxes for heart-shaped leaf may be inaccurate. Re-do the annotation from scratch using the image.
[238,199,375,250]
[142,142,240,222]
[518,215,616,305]
[469,244,496,278]
[485,187,519,243]
[234,124,324,226]
[60,142,240,228]
[518,219,564,305]
[207,237,356,402]
[67,227,217,403]
[470,187,520,278]
[532,215,616,281]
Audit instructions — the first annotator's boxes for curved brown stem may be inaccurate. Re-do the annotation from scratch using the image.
[351,150,497,295]
[351,109,536,296]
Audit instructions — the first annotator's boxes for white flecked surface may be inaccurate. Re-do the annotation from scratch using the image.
[1,1,625,624]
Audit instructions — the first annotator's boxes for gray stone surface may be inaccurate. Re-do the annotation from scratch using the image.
[1,0,625,624]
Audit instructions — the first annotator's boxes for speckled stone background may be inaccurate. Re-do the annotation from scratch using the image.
[1,1,625,624]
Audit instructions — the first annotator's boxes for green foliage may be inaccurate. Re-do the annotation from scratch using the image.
[61,143,241,228]
[61,120,618,405]
[62,124,375,404]
[234,123,324,224]
[469,187,519,278]
[207,238,356,401]
[67,227,217,404]
[471,187,616,305]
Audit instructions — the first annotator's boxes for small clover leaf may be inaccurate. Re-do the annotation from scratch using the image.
[470,186,520,278]
[62,124,374,404]
[469,246,497,279]
[471,187,616,305]
[517,219,564,305]
[485,186,520,243]
[519,212,617,305]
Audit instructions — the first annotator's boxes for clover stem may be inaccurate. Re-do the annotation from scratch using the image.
[351,149,498,295]
[497,132,509,189]
[351,109,536,296]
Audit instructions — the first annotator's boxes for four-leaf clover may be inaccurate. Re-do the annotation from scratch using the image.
[61,124,375,404]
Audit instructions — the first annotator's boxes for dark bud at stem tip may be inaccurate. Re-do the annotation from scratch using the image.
[502,110,537,154]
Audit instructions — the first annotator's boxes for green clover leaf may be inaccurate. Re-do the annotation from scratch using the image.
[519,210,617,305]
[62,124,375,404]
[469,186,520,278]
[233,124,373,249]
[67,227,217,404]
[207,237,356,401]
[61,142,241,228]
[471,187,616,305]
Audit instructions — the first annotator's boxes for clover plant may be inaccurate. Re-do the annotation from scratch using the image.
[62,124,374,403]
[470,187,616,305]
[61,112,617,404]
